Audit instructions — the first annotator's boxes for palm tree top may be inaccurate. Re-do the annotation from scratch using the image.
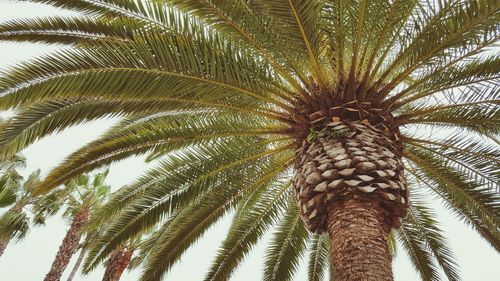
[0,1,498,280]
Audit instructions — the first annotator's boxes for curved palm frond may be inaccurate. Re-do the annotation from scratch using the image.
[138,154,291,281]
[34,111,289,193]
[306,234,330,281]
[405,147,500,251]
[263,196,309,281]
[403,100,500,135]
[0,96,286,159]
[204,179,291,281]
[83,137,292,273]
[0,16,134,45]
[378,0,499,94]
[0,26,288,111]
[400,188,460,281]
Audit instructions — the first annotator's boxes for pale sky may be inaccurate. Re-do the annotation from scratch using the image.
[0,1,498,281]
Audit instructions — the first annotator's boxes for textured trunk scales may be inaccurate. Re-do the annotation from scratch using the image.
[44,207,89,281]
[102,247,133,281]
[293,119,408,280]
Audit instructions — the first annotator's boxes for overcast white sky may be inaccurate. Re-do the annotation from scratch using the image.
[0,1,498,281]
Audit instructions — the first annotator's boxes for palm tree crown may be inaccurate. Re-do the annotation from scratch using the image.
[0,1,498,280]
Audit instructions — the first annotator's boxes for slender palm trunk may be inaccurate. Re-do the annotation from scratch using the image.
[102,247,133,281]
[293,120,408,280]
[327,197,393,280]
[0,238,10,258]
[44,207,89,281]
[66,247,86,281]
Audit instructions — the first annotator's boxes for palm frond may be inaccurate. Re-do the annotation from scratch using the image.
[396,218,441,281]
[402,192,460,281]
[0,25,288,110]
[263,196,309,281]
[204,179,291,281]
[83,138,292,273]
[138,155,291,281]
[378,0,499,93]
[166,0,313,90]
[306,234,330,281]
[0,210,29,241]
[0,16,134,45]
[391,55,500,108]
[358,0,418,83]
[34,111,289,194]
[403,99,500,135]
[0,183,16,208]
[261,0,327,86]
[25,0,170,29]
[0,96,287,159]
[404,135,500,190]
[405,147,500,251]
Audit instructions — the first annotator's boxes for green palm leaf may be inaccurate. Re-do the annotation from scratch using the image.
[0,16,134,44]
[306,234,330,281]
[405,147,500,251]
[263,196,309,281]
[204,179,291,281]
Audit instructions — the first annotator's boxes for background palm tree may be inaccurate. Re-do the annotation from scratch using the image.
[100,242,135,281]
[0,155,25,209]
[44,170,110,281]
[0,0,498,280]
[68,186,142,281]
[0,155,54,258]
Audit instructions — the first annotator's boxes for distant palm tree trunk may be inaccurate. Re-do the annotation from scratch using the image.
[66,247,86,281]
[102,247,133,281]
[0,238,10,257]
[44,207,89,281]
[327,197,393,281]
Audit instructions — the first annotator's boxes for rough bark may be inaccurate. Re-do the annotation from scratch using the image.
[66,247,86,281]
[327,197,393,281]
[102,247,133,281]
[44,207,89,281]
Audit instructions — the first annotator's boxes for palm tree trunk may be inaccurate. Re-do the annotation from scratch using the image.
[327,197,393,281]
[293,120,409,280]
[66,247,86,281]
[102,247,133,281]
[44,207,89,281]
[0,238,10,257]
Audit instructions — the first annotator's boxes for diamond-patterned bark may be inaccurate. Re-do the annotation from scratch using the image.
[293,120,408,234]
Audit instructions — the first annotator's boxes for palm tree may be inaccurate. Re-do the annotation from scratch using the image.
[0,155,51,258]
[68,190,139,281]
[44,170,110,281]
[0,156,24,209]
[66,223,133,281]
[84,197,142,281]
[65,218,109,281]
[0,1,498,280]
